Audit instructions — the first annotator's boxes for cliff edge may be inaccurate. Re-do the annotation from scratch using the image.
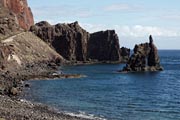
[30,21,130,63]
[30,21,89,61]
[88,30,121,61]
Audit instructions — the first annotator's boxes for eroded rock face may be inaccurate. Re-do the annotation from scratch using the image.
[88,30,121,62]
[0,0,34,30]
[120,47,130,63]
[30,21,90,61]
[0,44,12,69]
[30,21,130,63]
[0,4,23,39]
[121,35,163,72]
[148,35,160,67]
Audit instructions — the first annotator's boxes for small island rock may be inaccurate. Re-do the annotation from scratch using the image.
[121,35,163,72]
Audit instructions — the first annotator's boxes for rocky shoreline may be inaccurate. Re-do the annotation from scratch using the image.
[0,95,92,120]
[0,61,98,120]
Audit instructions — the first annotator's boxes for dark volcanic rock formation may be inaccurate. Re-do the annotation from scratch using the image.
[120,47,130,63]
[0,0,34,30]
[30,21,130,63]
[121,35,163,72]
[88,30,121,62]
[148,35,160,66]
[30,21,90,61]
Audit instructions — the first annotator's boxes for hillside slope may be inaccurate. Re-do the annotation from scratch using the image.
[0,32,64,72]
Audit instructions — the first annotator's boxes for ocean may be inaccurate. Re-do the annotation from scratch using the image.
[23,50,180,120]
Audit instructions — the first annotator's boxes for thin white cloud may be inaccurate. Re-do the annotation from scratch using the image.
[104,3,140,12]
[79,23,108,33]
[80,23,180,37]
[80,23,180,49]
[115,25,180,37]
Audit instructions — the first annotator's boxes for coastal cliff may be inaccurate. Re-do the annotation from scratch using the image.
[0,2,64,96]
[121,35,163,72]
[0,0,165,119]
[120,47,130,63]
[30,21,130,63]
[30,21,89,61]
[88,30,121,62]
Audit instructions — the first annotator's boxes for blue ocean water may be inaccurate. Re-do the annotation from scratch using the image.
[24,50,180,120]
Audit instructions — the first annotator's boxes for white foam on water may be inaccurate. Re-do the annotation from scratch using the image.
[19,99,107,120]
[63,111,107,120]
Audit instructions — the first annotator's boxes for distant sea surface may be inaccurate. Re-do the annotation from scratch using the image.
[23,50,180,120]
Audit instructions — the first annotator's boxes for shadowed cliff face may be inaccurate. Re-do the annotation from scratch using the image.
[88,30,121,61]
[0,0,34,30]
[121,35,163,72]
[120,47,130,63]
[30,21,130,62]
[30,21,90,61]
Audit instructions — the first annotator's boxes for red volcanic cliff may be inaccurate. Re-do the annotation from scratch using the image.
[0,0,34,30]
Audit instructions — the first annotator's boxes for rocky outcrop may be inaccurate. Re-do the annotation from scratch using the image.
[121,35,163,72]
[0,44,12,70]
[88,30,121,62]
[0,4,23,39]
[30,21,90,61]
[120,47,130,63]
[30,21,130,63]
[0,32,65,96]
[148,35,160,67]
[0,0,34,30]
[30,21,53,43]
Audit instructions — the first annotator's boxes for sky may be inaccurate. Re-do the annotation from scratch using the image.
[28,0,180,49]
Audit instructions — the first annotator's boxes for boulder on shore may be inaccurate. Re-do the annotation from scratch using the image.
[121,35,163,72]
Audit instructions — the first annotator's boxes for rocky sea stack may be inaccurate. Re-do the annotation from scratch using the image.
[121,35,163,72]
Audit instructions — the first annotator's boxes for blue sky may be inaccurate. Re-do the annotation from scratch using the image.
[28,0,180,49]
